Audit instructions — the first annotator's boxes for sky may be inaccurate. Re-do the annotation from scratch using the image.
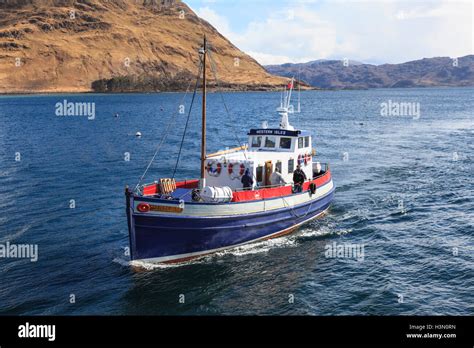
[186,0,474,65]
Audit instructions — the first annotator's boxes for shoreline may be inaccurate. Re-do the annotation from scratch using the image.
[0,85,473,96]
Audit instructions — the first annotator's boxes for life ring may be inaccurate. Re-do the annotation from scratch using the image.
[206,160,222,177]
[137,203,150,213]
[228,162,246,179]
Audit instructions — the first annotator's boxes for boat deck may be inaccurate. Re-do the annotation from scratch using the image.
[170,188,194,202]
[139,168,331,204]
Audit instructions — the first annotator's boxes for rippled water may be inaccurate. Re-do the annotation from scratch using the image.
[0,88,472,315]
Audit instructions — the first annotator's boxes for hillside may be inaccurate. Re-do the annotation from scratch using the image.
[266,56,474,89]
[0,0,288,93]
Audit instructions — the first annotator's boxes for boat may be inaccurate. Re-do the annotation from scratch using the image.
[125,37,335,264]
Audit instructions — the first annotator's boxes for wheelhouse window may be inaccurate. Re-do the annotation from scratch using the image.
[288,159,294,173]
[265,136,276,148]
[304,136,310,148]
[279,137,292,149]
[298,137,304,149]
[251,136,262,148]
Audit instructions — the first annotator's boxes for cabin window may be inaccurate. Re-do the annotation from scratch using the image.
[265,136,276,148]
[251,136,262,148]
[256,166,263,182]
[298,137,304,149]
[304,136,310,147]
[279,137,292,149]
[288,159,294,174]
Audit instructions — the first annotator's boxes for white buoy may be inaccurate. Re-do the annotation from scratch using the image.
[135,132,142,137]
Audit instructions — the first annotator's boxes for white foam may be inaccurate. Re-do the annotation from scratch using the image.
[296,225,334,238]
[113,257,206,270]
[112,236,298,270]
[112,257,131,267]
[113,257,171,270]
[114,224,341,270]
[213,236,298,258]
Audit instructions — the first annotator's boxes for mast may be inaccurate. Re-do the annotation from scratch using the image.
[200,36,207,189]
[277,78,295,130]
[297,71,301,113]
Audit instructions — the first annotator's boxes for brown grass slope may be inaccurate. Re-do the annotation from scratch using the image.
[0,0,288,93]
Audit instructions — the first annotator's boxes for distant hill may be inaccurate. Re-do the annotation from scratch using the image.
[0,0,288,93]
[265,56,474,89]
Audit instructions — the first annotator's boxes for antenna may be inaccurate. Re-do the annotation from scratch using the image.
[200,36,207,189]
[296,66,301,114]
[277,78,296,130]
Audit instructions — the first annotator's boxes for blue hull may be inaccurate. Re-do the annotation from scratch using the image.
[127,189,334,263]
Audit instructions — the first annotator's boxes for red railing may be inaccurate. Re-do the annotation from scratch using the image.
[140,168,331,202]
[142,179,200,196]
[232,168,331,202]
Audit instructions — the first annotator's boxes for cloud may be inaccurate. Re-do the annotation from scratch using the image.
[196,1,473,65]
[238,9,340,64]
[195,6,233,39]
[196,5,339,64]
[245,51,294,66]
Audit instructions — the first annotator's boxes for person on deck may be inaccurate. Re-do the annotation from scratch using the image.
[293,164,307,193]
[270,167,287,187]
[241,168,254,191]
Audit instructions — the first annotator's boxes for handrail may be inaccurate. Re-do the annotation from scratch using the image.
[233,183,291,192]
[137,163,330,195]
[233,168,330,192]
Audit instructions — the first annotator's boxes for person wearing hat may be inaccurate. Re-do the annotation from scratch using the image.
[292,164,307,193]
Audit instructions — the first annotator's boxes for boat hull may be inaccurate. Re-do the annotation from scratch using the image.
[127,182,335,264]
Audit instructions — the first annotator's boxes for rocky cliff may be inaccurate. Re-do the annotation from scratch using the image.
[0,0,287,93]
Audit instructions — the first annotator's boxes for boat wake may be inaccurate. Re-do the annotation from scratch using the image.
[212,236,298,258]
[114,221,347,271]
[113,256,207,270]
[114,238,299,270]
[112,240,294,270]
[297,225,335,238]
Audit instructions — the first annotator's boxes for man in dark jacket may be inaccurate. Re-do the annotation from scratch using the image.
[241,168,253,190]
[293,164,307,193]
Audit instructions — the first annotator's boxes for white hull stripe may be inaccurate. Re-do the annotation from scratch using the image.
[134,180,334,217]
